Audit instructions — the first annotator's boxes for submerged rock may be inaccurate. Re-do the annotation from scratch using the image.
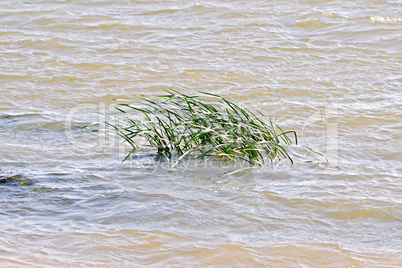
[0,174,34,186]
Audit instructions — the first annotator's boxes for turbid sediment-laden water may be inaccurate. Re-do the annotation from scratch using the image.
[1,1,401,266]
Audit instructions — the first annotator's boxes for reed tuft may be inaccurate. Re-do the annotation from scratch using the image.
[111,89,297,166]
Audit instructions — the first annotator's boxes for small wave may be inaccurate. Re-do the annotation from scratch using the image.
[296,19,320,28]
[0,113,42,119]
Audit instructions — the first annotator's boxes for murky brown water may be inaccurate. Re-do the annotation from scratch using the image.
[1,0,401,266]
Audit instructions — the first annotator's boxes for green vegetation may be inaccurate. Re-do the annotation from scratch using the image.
[111,89,297,167]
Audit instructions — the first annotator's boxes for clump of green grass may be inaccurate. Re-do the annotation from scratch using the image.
[111,89,297,167]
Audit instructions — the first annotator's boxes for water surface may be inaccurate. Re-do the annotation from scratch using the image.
[1,0,401,266]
